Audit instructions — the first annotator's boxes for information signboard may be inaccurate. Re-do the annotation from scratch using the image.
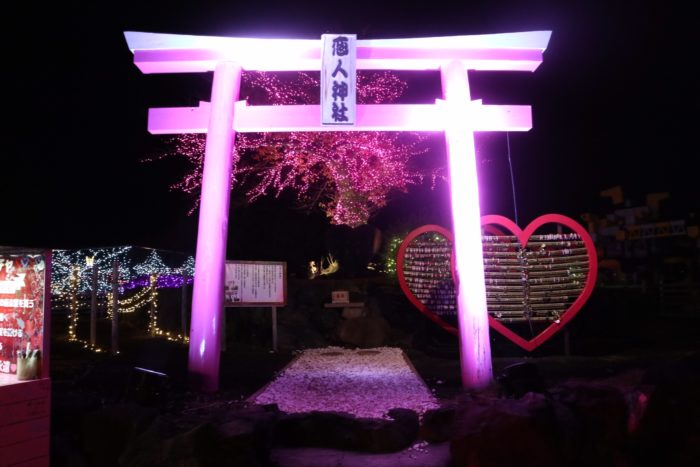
[224,261,286,307]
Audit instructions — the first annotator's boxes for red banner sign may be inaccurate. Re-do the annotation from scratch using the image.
[0,254,46,374]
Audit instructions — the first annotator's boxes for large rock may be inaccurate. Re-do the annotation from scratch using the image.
[216,418,268,466]
[633,352,700,467]
[118,404,280,467]
[449,393,566,467]
[496,361,546,398]
[337,312,390,348]
[550,382,630,467]
[274,411,363,450]
[81,404,159,467]
[149,423,228,466]
[276,311,328,349]
[217,403,280,465]
[367,408,419,452]
[120,422,264,467]
[274,408,419,453]
[309,307,341,337]
[420,405,457,443]
[117,418,173,467]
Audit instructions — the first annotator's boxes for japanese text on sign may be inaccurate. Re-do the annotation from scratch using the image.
[224,261,287,306]
[0,254,46,374]
[321,34,356,125]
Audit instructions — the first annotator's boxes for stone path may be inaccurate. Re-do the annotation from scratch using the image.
[271,443,451,467]
[251,347,439,418]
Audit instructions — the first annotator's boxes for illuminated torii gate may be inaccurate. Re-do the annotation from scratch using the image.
[125,30,551,392]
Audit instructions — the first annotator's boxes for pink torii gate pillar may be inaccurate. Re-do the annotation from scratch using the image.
[125,30,551,392]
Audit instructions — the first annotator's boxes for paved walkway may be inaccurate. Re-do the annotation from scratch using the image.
[251,347,439,418]
[271,442,451,467]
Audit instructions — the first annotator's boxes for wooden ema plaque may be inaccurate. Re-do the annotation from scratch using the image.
[397,215,597,351]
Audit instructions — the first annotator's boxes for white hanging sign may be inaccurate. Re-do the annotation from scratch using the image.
[321,34,356,125]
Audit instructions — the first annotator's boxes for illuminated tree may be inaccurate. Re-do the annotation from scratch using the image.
[149,71,443,228]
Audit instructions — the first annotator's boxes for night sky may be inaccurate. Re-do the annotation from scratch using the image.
[3,0,695,272]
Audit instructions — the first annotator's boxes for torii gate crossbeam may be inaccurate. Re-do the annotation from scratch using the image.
[125,30,551,392]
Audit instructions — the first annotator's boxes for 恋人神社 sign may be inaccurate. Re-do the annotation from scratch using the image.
[321,34,356,125]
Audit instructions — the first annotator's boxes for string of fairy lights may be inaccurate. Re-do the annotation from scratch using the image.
[155,71,440,228]
[54,247,194,351]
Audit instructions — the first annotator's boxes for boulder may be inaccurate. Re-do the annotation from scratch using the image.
[217,417,272,467]
[337,313,390,348]
[496,361,546,398]
[633,353,700,467]
[449,393,565,467]
[551,381,631,466]
[274,408,419,453]
[420,405,457,443]
[365,408,419,452]
[118,404,280,467]
[155,423,227,466]
[274,411,362,450]
[81,404,159,467]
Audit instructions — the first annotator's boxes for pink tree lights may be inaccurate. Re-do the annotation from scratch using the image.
[125,30,551,392]
[151,72,432,228]
[237,131,429,227]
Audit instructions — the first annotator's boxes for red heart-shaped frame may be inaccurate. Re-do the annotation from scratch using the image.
[397,214,598,351]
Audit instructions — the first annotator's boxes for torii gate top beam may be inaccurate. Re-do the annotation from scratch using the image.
[124,31,551,73]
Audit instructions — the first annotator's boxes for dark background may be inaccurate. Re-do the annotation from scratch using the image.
[3,0,695,274]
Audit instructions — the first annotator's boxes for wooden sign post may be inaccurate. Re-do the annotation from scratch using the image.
[224,261,287,352]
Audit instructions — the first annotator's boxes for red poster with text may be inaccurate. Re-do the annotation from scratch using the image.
[0,254,46,374]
